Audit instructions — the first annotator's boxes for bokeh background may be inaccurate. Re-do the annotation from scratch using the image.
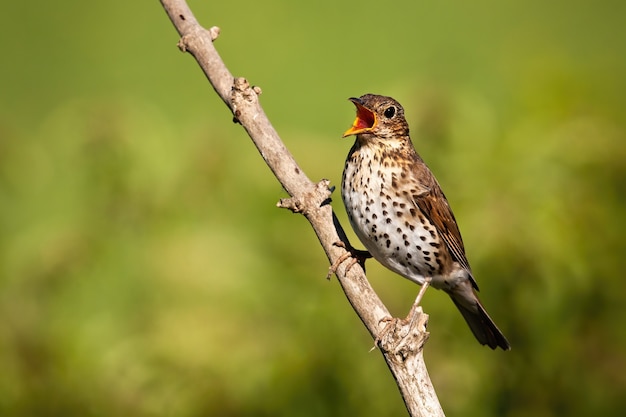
[1,0,625,416]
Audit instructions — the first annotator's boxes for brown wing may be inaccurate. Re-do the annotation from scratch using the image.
[411,172,480,291]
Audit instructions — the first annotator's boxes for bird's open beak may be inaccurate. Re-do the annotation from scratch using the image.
[343,98,377,137]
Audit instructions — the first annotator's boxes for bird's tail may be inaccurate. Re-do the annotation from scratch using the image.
[447,282,510,350]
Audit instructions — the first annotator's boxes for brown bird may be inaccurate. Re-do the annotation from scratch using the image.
[341,94,510,350]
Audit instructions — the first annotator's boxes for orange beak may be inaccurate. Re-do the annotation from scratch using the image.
[342,97,377,137]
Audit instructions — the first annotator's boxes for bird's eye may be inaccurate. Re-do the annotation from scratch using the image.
[383,106,396,118]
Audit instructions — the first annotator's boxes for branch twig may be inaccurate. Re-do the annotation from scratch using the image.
[159,2,445,415]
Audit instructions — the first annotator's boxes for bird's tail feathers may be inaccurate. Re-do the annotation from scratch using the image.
[448,285,510,350]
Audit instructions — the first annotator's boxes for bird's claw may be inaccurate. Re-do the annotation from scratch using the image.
[372,281,432,351]
[326,241,371,280]
[370,316,400,351]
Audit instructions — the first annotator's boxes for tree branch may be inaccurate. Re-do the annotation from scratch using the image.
[159,1,445,415]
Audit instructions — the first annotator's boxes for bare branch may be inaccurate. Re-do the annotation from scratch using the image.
[159,1,445,415]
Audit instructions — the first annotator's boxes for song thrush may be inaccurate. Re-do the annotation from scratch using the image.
[341,94,510,350]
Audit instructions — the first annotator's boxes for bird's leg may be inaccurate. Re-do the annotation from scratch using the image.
[326,241,371,279]
[407,278,431,328]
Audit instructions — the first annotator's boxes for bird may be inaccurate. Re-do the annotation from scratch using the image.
[341,93,510,350]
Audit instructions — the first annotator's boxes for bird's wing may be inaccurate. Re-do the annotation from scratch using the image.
[411,179,479,290]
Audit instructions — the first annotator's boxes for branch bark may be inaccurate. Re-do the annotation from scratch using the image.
[159,2,445,416]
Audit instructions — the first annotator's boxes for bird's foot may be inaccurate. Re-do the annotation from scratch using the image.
[371,316,402,351]
[326,241,371,280]
[372,279,432,351]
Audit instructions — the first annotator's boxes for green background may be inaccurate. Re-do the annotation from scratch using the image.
[1,0,625,416]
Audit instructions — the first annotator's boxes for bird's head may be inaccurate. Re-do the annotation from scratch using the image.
[343,94,409,140]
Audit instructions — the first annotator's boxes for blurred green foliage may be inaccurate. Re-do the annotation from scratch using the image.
[1,0,625,416]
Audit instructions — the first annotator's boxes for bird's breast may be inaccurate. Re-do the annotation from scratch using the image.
[341,147,449,287]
